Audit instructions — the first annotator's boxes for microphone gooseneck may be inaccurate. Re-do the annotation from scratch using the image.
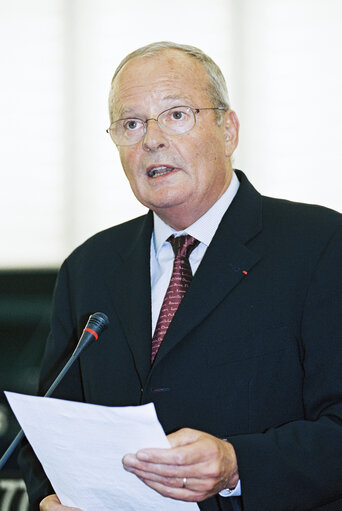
[0,312,109,470]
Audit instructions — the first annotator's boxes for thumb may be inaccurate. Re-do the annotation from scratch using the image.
[167,427,203,448]
[40,494,82,511]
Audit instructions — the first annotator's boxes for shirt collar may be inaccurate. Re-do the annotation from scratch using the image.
[153,171,240,254]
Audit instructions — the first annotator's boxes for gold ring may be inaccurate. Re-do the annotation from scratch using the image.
[182,477,187,489]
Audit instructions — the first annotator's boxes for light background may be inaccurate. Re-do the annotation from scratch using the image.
[0,0,341,268]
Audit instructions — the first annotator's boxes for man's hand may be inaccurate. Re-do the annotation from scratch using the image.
[39,494,82,511]
[122,428,239,502]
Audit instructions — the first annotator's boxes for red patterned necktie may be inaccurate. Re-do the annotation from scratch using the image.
[151,234,200,363]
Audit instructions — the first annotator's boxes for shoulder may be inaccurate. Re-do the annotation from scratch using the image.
[262,195,342,238]
[253,197,342,272]
[63,213,151,271]
[234,170,342,256]
[237,170,342,238]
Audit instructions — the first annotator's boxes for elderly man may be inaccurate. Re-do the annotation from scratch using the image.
[19,42,342,511]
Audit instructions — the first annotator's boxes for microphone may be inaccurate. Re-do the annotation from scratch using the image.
[0,312,109,470]
[47,312,109,396]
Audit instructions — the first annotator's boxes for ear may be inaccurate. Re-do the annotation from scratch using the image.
[223,110,239,157]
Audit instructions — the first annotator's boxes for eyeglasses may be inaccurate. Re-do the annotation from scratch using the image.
[106,105,226,146]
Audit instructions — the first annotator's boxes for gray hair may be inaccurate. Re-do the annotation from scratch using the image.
[108,41,230,122]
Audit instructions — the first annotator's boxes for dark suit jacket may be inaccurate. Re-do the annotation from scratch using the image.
[19,171,342,511]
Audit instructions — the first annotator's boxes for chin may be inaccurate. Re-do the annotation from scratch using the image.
[152,197,188,212]
[141,190,184,209]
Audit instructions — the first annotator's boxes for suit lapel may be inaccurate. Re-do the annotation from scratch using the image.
[104,172,263,376]
[153,171,263,367]
[107,212,153,385]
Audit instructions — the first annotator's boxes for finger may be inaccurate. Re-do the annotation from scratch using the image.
[123,453,184,476]
[128,467,216,492]
[129,469,188,487]
[140,478,208,502]
[135,428,203,463]
[124,457,187,478]
[125,456,222,482]
[136,437,214,466]
[122,453,138,466]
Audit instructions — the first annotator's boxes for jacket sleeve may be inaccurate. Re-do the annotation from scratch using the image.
[227,226,342,511]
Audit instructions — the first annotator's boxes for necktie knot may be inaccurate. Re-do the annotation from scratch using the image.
[168,235,200,259]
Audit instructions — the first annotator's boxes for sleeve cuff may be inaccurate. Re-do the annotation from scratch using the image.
[219,479,241,497]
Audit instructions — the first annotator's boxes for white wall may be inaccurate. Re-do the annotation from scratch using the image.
[0,0,341,268]
[0,1,68,266]
[233,0,342,209]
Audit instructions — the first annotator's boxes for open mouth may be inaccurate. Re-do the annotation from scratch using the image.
[147,165,177,178]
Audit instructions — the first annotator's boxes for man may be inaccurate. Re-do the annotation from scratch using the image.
[19,42,342,511]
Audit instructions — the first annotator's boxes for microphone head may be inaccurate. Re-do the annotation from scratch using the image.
[73,312,110,358]
[86,312,109,336]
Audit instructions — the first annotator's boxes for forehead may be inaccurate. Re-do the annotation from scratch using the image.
[111,50,211,117]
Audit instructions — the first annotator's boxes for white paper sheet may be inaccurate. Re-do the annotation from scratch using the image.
[5,392,198,511]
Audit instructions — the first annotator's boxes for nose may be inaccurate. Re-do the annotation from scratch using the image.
[142,119,169,152]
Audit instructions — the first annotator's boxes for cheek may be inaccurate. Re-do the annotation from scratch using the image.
[202,138,226,167]
[119,151,138,181]
[193,144,219,173]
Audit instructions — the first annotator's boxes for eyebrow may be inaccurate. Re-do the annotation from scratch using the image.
[117,108,139,118]
[117,95,194,119]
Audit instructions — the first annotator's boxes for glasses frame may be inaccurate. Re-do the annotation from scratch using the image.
[106,105,227,146]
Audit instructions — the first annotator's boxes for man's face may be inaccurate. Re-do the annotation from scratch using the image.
[111,50,238,229]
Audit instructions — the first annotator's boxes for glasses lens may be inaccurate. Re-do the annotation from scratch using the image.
[158,106,195,135]
[110,118,145,146]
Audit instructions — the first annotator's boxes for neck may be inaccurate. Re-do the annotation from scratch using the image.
[156,172,233,231]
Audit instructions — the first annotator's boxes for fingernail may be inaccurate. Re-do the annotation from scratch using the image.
[123,454,134,464]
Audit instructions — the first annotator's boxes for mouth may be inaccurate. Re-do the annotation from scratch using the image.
[146,165,179,178]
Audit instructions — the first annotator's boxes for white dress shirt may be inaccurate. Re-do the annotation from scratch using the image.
[150,171,240,333]
[150,171,241,498]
